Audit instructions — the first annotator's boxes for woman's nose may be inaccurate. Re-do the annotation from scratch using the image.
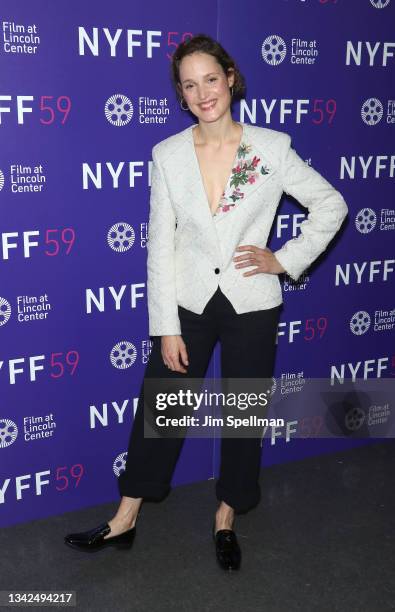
[196,86,210,101]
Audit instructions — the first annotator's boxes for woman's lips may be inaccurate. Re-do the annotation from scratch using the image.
[200,100,217,111]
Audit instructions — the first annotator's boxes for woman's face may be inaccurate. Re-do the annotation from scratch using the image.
[178,52,234,123]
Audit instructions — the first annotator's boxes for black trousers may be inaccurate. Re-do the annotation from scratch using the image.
[117,286,281,514]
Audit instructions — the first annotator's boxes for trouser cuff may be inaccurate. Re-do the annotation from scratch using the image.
[215,482,261,514]
[118,474,170,501]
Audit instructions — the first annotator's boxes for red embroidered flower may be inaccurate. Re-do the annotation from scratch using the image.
[214,141,269,215]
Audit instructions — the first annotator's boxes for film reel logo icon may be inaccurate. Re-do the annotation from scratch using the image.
[361,98,383,125]
[107,222,135,252]
[355,208,377,234]
[0,419,18,448]
[110,341,137,369]
[105,94,134,126]
[0,297,11,326]
[369,0,390,9]
[261,35,287,66]
[350,311,371,336]
[113,452,128,477]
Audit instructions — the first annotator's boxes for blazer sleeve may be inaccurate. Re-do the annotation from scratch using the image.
[272,133,349,282]
[146,145,182,336]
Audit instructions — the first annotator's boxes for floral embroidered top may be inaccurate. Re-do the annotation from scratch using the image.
[213,141,271,217]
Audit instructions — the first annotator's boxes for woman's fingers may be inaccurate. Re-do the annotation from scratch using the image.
[179,342,189,367]
[168,351,187,373]
[161,336,188,373]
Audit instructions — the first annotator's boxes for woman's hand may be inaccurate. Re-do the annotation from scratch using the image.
[161,335,189,373]
[233,245,286,276]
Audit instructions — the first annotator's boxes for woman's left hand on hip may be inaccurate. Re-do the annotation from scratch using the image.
[233,244,285,277]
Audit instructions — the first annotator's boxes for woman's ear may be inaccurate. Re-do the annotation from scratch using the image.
[226,67,235,88]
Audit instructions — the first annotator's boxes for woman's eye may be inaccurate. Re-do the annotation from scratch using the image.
[209,78,217,83]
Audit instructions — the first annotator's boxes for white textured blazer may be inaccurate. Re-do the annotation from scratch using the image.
[147,121,348,336]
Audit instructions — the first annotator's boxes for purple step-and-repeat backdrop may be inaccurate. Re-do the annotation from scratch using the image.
[1,0,394,528]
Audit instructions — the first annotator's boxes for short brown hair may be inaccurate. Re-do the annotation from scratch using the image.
[170,34,246,103]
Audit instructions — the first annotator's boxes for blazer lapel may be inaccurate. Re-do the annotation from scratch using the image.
[159,125,222,260]
[159,125,214,228]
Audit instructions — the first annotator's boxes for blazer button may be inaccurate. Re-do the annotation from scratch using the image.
[214,268,220,274]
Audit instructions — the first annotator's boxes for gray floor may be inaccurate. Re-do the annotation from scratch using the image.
[1,441,394,612]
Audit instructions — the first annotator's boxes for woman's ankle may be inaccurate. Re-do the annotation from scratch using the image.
[118,497,142,521]
[111,513,137,530]
[215,514,235,531]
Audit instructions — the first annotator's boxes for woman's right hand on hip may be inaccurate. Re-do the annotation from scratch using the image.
[161,335,189,373]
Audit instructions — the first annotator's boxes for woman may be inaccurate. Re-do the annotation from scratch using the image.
[64,34,348,570]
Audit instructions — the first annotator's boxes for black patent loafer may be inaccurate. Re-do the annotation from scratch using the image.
[212,522,241,571]
[64,522,136,552]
